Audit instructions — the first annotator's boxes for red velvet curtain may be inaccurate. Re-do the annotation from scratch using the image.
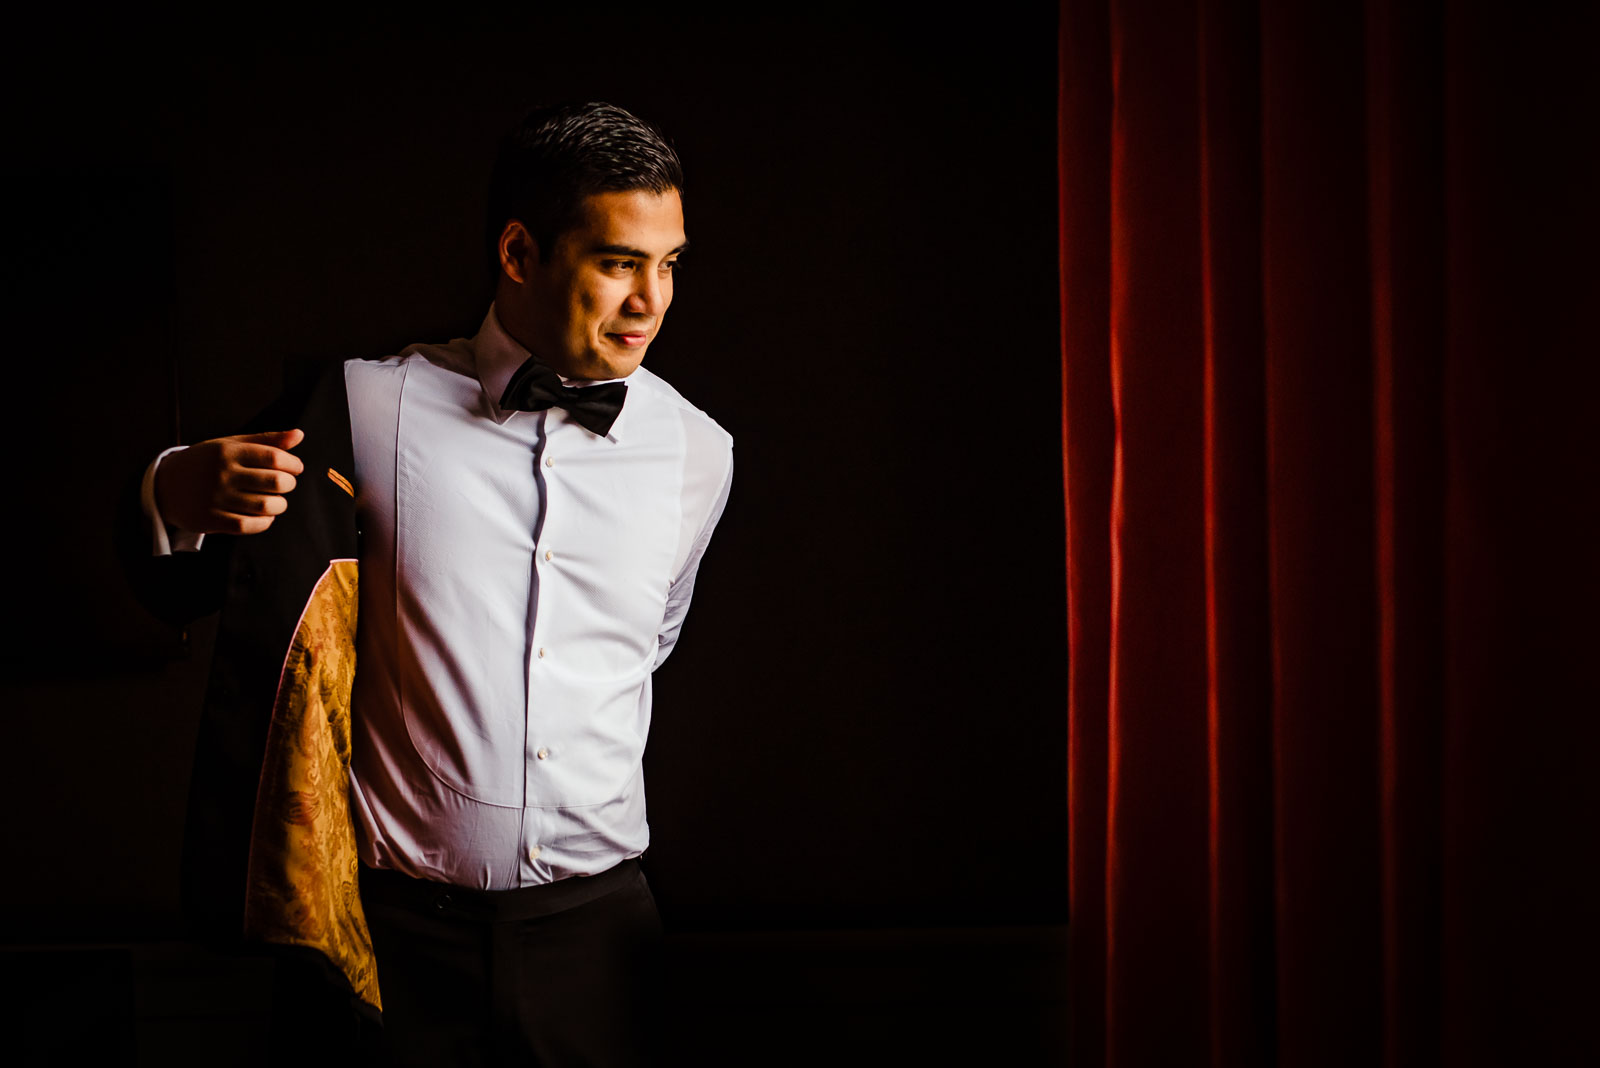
[1059,2,1596,1065]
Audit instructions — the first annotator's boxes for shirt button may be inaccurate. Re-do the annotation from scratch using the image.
[528,845,541,860]
[544,550,553,561]
[544,456,555,467]
[536,747,550,760]
[538,647,546,659]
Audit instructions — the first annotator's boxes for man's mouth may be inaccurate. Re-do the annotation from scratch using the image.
[607,331,650,348]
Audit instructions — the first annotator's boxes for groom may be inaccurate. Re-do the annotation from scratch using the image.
[134,101,732,1065]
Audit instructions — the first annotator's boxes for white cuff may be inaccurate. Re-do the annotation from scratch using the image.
[142,447,206,555]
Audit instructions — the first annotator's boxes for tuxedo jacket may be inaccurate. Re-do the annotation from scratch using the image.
[122,361,380,1012]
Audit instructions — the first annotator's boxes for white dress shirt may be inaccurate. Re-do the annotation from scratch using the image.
[149,306,733,890]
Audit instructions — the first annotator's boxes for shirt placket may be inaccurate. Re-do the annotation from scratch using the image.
[520,409,553,886]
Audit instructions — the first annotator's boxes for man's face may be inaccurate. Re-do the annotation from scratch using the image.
[499,188,687,381]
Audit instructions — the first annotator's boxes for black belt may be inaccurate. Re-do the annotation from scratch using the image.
[359,858,643,922]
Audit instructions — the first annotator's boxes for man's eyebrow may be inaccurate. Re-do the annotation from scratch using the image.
[591,240,690,258]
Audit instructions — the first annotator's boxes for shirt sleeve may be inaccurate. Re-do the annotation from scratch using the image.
[141,446,207,555]
[653,453,733,671]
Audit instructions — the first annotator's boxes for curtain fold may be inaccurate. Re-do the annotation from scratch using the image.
[1060,2,1595,1064]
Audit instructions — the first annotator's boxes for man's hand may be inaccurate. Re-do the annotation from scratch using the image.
[154,429,306,535]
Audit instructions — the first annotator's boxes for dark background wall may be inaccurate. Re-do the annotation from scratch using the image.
[2,5,1065,1062]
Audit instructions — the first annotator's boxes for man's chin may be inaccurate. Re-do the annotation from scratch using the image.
[590,339,649,378]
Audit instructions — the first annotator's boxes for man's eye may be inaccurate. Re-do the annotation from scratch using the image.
[662,260,680,272]
[601,260,634,272]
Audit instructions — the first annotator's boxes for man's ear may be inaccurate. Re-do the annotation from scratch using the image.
[498,220,541,284]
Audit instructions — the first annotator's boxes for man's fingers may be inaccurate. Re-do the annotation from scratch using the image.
[234,429,306,450]
[217,492,290,518]
[226,441,306,477]
[223,513,280,536]
[224,466,298,495]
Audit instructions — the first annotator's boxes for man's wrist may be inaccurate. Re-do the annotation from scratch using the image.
[142,447,206,555]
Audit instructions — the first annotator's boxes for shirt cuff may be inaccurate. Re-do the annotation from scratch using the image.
[142,446,206,555]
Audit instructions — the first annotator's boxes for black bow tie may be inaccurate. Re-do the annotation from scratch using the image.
[499,356,628,436]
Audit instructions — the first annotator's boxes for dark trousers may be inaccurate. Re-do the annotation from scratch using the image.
[359,859,663,1067]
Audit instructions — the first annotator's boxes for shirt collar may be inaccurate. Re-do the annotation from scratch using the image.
[474,303,633,440]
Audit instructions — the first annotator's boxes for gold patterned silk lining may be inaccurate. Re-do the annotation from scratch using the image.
[242,560,380,1010]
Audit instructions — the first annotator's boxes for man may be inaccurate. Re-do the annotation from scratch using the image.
[135,101,732,1065]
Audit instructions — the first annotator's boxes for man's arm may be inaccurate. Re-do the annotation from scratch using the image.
[654,456,733,670]
[118,429,307,626]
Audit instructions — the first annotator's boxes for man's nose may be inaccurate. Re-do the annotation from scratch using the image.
[623,271,667,317]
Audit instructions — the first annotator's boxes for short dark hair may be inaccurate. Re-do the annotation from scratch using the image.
[486,101,683,268]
